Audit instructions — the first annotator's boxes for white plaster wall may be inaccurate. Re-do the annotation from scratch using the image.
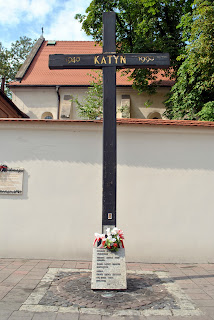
[116,87,168,119]
[1,121,213,263]
[12,87,58,119]
[11,86,169,120]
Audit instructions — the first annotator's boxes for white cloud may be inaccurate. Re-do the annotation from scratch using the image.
[0,0,58,24]
[27,0,58,21]
[0,0,92,46]
[44,0,92,41]
[0,0,27,24]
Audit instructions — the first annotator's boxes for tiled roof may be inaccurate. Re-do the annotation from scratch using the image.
[9,41,174,87]
[0,118,213,128]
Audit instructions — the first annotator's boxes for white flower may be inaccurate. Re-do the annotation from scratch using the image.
[106,228,111,236]
[111,227,119,235]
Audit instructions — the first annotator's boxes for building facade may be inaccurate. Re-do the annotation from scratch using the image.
[9,37,174,120]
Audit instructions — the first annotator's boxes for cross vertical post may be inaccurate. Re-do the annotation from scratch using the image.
[102,12,117,233]
[48,13,170,237]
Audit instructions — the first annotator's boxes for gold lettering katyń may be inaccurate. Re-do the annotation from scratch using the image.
[107,55,112,64]
[114,56,119,64]
[120,56,126,64]
[101,56,107,64]
[94,54,127,65]
[94,56,100,64]
[138,56,155,63]
[67,57,80,64]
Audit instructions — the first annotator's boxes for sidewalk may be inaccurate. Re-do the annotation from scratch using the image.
[0,258,214,320]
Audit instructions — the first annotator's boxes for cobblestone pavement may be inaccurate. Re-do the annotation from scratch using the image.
[0,259,214,320]
[39,270,177,311]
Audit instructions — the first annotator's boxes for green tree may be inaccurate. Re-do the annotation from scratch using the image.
[76,0,193,94]
[0,43,11,84]
[164,0,214,120]
[74,71,103,120]
[0,36,36,96]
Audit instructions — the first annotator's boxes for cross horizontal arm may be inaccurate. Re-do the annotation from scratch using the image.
[49,53,170,70]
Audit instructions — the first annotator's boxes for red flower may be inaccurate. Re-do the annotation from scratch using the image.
[113,243,118,248]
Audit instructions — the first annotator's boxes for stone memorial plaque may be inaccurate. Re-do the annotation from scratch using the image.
[91,247,127,290]
[0,168,24,194]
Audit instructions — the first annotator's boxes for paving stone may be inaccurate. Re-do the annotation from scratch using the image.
[1,274,26,287]
[143,317,169,320]
[56,313,79,320]
[24,272,47,280]
[15,279,40,289]
[18,265,35,271]
[0,272,15,282]
[176,282,200,289]
[199,307,214,319]
[127,263,142,271]
[1,291,31,304]
[205,291,214,298]
[8,310,34,320]
[202,266,214,271]
[123,317,146,320]
[0,309,13,320]
[0,301,23,310]
[49,262,65,268]
[193,299,214,307]
[88,263,92,270]
[13,270,29,275]
[76,262,90,269]
[102,316,145,320]
[32,311,57,319]
[0,286,13,300]
[188,292,212,300]
[33,266,49,271]
[23,260,40,265]
[182,287,205,294]
[0,315,10,320]
[193,267,211,275]
[168,316,212,320]
[203,284,214,291]
[62,261,77,268]
[79,314,101,320]
[36,262,53,268]
[193,279,212,286]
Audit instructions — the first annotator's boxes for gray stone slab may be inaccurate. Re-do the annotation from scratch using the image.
[91,247,127,290]
[8,310,34,320]
[56,313,79,320]
[102,316,145,320]
[32,312,57,320]
[79,314,101,320]
[0,310,13,320]
[0,301,23,311]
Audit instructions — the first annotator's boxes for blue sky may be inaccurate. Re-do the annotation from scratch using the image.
[0,0,92,48]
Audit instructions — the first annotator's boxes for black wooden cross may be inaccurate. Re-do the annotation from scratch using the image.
[49,12,170,233]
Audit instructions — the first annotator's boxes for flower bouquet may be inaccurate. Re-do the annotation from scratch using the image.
[93,227,124,252]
